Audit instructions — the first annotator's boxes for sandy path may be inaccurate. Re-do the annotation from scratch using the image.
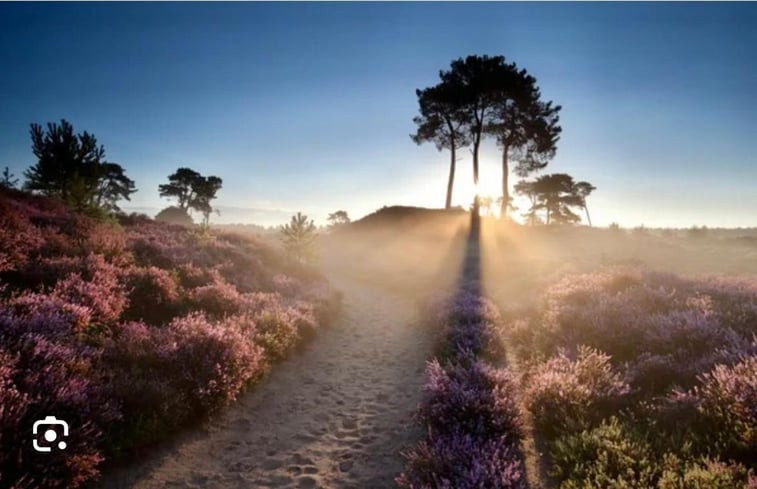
[97,273,433,489]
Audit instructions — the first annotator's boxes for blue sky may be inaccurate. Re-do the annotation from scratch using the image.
[1,2,755,227]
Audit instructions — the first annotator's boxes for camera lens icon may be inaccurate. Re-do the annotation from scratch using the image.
[32,416,69,452]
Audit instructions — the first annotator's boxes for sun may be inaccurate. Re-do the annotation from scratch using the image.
[453,178,501,213]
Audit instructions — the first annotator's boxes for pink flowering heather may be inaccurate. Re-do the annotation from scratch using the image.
[508,268,757,487]
[523,346,630,438]
[0,325,118,489]
[421,356,522,441]
[690,355,757,457]
[122,265,181,324]
[186,277,244,318]
[397,430,527,489]
[400,283,527,488]
[52,270,127,325]
[0,189,340,488]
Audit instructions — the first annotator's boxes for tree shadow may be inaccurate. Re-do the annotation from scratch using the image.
[457,209,482,299]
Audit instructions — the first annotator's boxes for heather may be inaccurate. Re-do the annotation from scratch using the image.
[507,267,757,488]
[398,226,528,489]
[0,188,339,488]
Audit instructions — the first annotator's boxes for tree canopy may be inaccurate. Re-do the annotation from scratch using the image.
[158,168,201,211]
[24,119,136,211]
[413,55,561,216]
[412,82,470,209]
[515,173,594,225]
[158,168,222,226]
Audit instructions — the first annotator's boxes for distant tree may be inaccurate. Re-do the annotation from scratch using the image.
[158,167,202,211]
[155,206,194,226]
[327,210,351,228]
[158,168,222,226]
[516,173,592,225]
[190,175,223,227]
[514,180,542,225]
[24,119,135,211]
[412,82,470,209]
[574,181,596,227]
[280,212,317,264]
[0,167,19,189]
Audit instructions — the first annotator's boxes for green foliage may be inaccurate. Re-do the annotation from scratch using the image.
[23,119,135,212]
[658,455,754,489]
[280,212,317,264]
[550,417,657,489]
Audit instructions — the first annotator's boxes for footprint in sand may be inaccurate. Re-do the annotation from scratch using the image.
[93,278,433,489]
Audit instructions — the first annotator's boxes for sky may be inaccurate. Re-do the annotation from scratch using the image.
[1,2,755,227]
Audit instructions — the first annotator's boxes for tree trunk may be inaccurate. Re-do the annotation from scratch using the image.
[471,107,484,215]
[445,143,456,209]
[472,138,480,186]
[500,144,509,218]
[584,204,592,227]
[472,138,480,216]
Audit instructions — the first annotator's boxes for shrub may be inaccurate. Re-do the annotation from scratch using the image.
[549,417,657,489]
[0,327,118,489]
[524,346,630,439]
[6,293,92,337]
[122,266,181,324]
[691,356,757,459]
[658,456,754,489]
[0,188,340,486]
[186,278,243,318]
[155,206,194,226]
[401,286,525,489]
[421,356,521,441]
[49,255,127,325]
[0,197,43,273]
[397,430,527,489]
[102,315,265,451]
[510,268,757,489]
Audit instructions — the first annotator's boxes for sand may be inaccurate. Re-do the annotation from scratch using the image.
[96,272,433,489]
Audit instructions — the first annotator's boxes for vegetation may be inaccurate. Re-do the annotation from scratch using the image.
[413,55,562,216]
[398,288,527,489]
[398,224,527,488]
[280,212,318,263]
[23,119,136,212]
[158,167,223,226]
[0,188,339,488]
[1,166,18,189]
[155,205,195,226]
[507,268,757,488]
[515,173,595,225]
[327,210,351,229]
